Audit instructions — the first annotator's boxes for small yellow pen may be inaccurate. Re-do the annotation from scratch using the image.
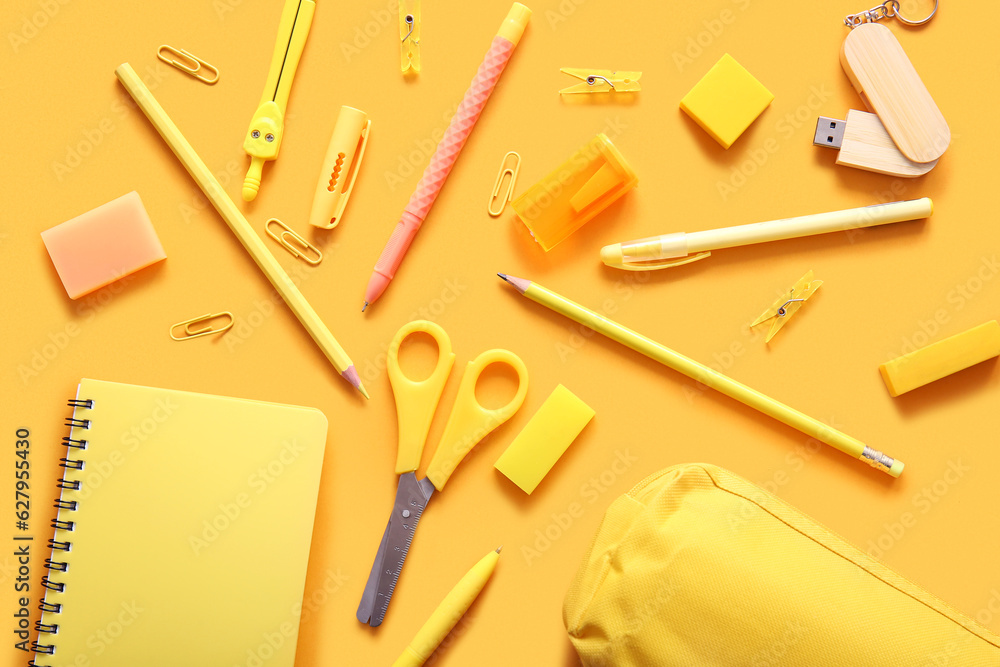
[392,547,501,667]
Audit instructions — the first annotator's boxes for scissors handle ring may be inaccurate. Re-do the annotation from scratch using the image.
[387,320,455,390]
[464,349,529,421]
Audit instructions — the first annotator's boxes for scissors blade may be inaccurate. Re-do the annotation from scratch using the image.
[356,516,392,624]
[365,472,436,627]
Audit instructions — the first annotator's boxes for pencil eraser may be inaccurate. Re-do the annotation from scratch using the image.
[879,320,1000,397]
[680,54,774,149]
[41,191,166,300]
[494,385,594,494]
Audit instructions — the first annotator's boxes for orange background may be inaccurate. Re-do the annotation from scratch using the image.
[4,0,1000,665]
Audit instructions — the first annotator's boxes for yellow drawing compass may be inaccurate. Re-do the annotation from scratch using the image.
[242,0,316,202]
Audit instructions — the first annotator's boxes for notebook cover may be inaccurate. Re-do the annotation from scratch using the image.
[34,379,328,667]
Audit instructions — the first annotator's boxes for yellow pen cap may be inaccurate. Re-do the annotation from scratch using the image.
[497,3,532,46]
[309,106,371,229]
[512,134,637,252]
[879,320,1000,397]
[494,385,594,494]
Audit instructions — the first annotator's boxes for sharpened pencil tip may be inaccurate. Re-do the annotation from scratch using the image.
[343,366,369,399]
[361,301,368,312]
[496,545,503,554]
[497,273,508,282]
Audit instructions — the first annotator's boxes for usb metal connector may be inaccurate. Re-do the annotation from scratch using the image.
[813,116,846,149]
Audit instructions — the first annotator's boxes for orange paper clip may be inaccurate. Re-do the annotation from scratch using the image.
[265,218,323,265]
[488,151,520,217]
[157,45,219,85]
[170,312,234,341]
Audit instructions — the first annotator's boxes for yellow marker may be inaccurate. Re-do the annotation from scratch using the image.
[498,273,904,478]
[880,321,1000,396]
[494,384,594,494]
[392,547,501,667]
[242,0,316,201]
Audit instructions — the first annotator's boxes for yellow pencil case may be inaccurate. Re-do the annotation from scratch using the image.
[564,463,1000,666]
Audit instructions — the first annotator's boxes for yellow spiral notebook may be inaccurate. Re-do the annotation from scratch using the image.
[32,379,329,667]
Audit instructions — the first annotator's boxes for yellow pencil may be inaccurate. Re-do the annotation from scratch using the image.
[498,274,903,477]
[115,63,368,399]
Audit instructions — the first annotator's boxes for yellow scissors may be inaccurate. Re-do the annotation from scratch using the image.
[357,320,528,627]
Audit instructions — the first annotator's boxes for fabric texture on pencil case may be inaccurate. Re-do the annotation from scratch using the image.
[563,463,1000,666]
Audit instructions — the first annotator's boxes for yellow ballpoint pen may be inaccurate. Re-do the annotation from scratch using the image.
[498,274,904,477]
[600,198,933,270]
[242,0,316,201]
[392,547,501,667]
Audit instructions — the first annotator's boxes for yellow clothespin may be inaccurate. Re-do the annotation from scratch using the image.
[170,312,234,341]
[265,218,323,265]
[400,0,421,73]
[488,151,520,217]
[559,68,642,94]
[752,271,823,343]
[157,45,219,85]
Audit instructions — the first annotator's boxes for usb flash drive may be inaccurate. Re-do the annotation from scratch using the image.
[813,110,937,178]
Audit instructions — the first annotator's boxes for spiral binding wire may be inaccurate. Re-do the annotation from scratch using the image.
[31,397,92,663]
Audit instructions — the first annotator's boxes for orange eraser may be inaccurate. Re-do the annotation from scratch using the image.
[41,191,166,299]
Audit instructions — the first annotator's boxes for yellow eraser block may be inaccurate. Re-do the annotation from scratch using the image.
[879,320,1000,397]
[494,385,594,494]
[41,191,166,299]
[680,53,774,149]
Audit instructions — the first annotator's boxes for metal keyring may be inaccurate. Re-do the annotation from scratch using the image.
[845,0,937,28]
[894,0,937,25]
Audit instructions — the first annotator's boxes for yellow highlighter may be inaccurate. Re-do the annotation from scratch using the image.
[880,320,1000,396]
[242,0,316,201]
[392,547,501,667]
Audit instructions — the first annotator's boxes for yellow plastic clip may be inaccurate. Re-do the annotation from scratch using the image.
[425,348,529,491]
[265,218,323,266]
[170,312,234,341]
[752,270,823,343]
[157,45,219,85]
[388,320,457,474]
[559,68,642,94]
[400,0,421,73]
[487,151,521,217]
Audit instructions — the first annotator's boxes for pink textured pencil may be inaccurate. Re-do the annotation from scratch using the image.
[363,3,532,311]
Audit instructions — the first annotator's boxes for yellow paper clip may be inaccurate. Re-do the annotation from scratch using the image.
[157,45,219,85]
[752,270,823,343]
[559,68,641,94]
[170,312,234,341]
[265,218,323,266]
[488,151,520,217]
[400,0,421,73]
